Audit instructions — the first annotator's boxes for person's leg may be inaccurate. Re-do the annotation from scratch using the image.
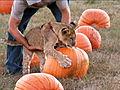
[47,0,70,22]
[6,8,39,74]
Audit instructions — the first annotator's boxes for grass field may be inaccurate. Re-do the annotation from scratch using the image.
[0,0,120,90]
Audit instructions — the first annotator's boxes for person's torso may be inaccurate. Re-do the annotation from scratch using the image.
[11,0,67,20]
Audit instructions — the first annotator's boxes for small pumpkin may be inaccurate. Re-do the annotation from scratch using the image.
[43,48,89,78]
[0,0,14,15]
[78,9,110,29]
[76,26,101,49]
[14,73,64,90]
[75,33,92,53]
[29,52,40,73]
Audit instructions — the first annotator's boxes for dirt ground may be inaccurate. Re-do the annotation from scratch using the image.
[0,1,120,90]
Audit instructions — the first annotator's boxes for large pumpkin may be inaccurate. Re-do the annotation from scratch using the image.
[73,48,89,77]
[76,26,101,49]
[43,48,89,78]
[0,0,14,15]
[14,73,64,90]
[78,9,110,29]
[75,33,92,53]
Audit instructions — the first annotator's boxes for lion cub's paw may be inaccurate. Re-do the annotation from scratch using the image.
[59,56,72,68]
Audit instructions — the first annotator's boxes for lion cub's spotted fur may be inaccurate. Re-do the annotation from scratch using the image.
[1,22,76,74]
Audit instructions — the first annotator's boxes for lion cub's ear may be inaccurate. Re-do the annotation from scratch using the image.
[70,21,77,28]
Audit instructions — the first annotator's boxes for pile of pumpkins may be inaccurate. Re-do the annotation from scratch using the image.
[75,9,110,53]
[42,9,110,79]
[0,1,110,89]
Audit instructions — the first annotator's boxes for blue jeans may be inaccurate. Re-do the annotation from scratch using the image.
[6,1,69,73]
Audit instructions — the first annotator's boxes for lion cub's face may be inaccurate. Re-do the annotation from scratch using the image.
[59,24,76,47]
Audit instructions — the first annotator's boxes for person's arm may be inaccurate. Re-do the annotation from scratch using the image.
[8,16,39,51]
[56,0,71,24]
[59,7,71,24]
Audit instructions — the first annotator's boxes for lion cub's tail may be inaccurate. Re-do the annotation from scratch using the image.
[0,38,22,46]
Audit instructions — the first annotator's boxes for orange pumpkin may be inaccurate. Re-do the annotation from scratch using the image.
[75,33,92,53]
[0,0,14,15]
[43,48,89,78]
[29,52,40,72]
[30,52,40,67]
[73,48,89,77]
[76,26,101,49]
[14,73,64,90]
[78,9,110,29]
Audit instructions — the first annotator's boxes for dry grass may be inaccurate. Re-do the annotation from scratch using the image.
[0,1,120,90]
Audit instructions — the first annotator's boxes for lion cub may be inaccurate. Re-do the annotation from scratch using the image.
[1,22,76,74]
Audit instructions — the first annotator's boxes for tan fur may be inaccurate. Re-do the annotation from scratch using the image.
[1,22,76,74]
